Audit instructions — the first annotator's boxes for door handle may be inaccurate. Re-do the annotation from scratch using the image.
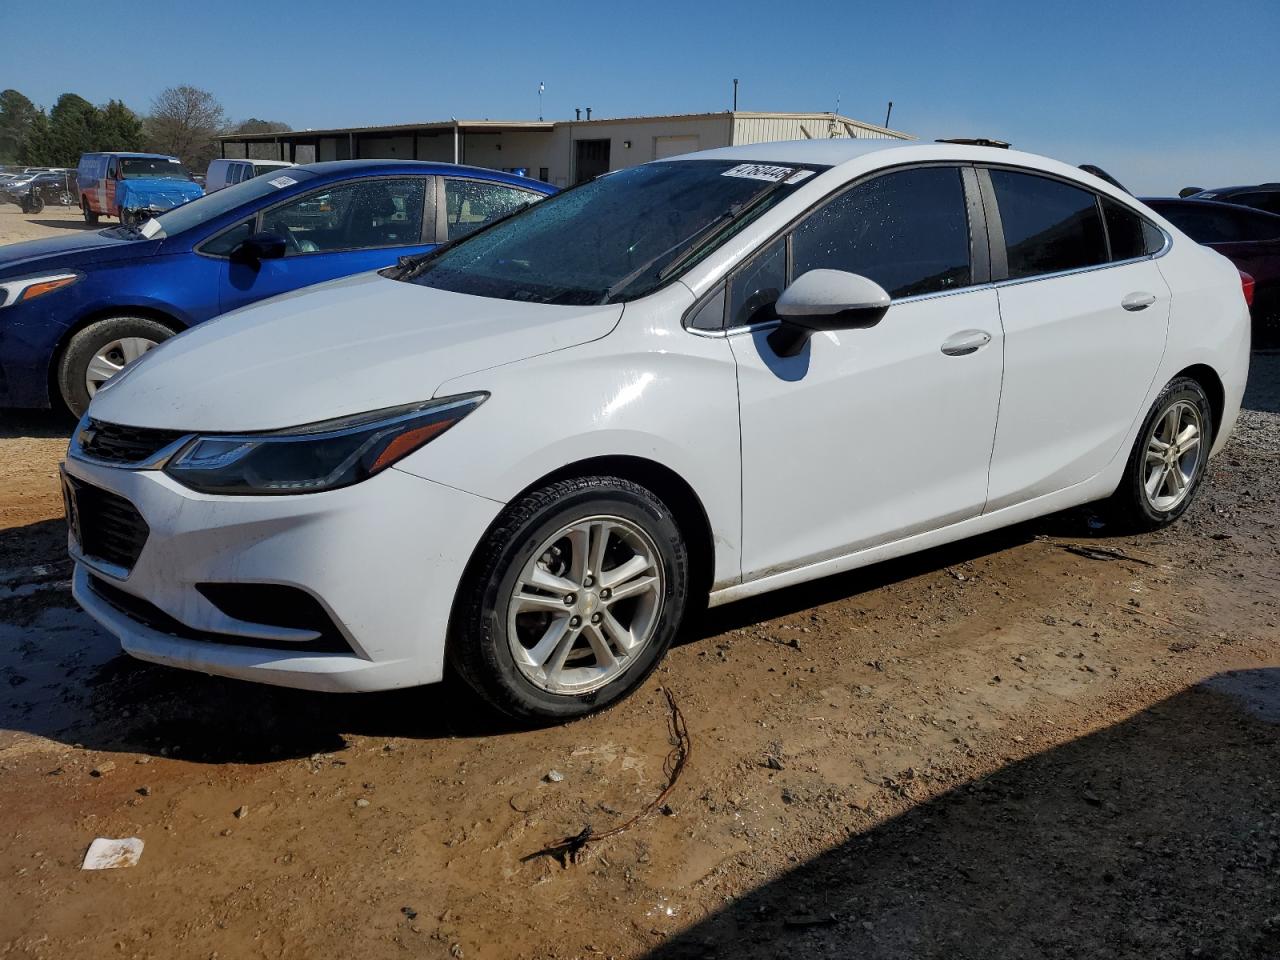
[1121,292,1157,311]
[940,329,992,357]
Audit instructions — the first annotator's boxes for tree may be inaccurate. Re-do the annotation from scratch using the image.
[95,99,146,152]
[0,89,38,163]
[234,118,291,135]
[146,85,226,170]
[46,93,98,162]
[17,111,53,165]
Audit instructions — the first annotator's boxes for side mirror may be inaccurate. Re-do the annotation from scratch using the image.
[767,269,891,357]
[230,231,287,265]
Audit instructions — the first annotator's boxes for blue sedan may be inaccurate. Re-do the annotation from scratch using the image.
[0,160,555,415]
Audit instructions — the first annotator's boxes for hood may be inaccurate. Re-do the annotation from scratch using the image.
[0,230,157,279]
[117,178,203,209]
[89,271,624,432]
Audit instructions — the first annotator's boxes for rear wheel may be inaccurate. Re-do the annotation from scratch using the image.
[22,193,43,214]
[82,201,98,224]
[56,316,175,417]
[449,476,689,722]
[1108,377,1213,531]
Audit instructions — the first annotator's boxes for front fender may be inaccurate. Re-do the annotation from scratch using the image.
[399,289,744,588]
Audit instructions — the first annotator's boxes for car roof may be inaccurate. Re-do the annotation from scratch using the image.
[665,138,1094,175]
[1142,196,1280,218]
[1194,184,1280,196]
[299,158,554,189]
[85,151,179,158]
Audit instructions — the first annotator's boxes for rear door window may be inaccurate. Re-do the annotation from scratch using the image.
[791,166,972,298]
[1102,198,1164,260]
[990,170,1107,279]
[443,179,539,241]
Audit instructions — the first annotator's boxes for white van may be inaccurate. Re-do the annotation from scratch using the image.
[205,158,294,192]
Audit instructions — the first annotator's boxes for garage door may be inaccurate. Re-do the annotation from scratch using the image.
[654,135,700,160]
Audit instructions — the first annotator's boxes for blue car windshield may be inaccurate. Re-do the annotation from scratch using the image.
[402,160,822,305]
[141,168,316,237]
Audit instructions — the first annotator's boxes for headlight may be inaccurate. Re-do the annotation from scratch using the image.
[0,272,80,309]
[163,394,487,495]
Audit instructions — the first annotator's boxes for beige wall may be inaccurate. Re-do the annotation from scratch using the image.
[219,113,907,183]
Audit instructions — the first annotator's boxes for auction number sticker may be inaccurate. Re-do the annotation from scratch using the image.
[721,163,795,182]
[267,175,298,188]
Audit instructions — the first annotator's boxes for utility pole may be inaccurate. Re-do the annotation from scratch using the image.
[732,78,739,111]
[538,81,544,121]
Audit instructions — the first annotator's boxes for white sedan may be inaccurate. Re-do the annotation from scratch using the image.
[64,140,1251,722]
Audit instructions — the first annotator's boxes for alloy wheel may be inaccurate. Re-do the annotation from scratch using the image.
[1142,399,1203,512]
[507,515,665,695]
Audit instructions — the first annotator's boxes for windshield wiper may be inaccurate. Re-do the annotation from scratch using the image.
[600,171,797,303]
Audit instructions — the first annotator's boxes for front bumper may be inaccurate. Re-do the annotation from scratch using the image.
[65,454,503,692]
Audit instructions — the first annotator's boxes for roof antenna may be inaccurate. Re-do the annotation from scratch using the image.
[884,101,894,128]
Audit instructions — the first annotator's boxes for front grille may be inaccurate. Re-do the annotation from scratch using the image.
[66,477,149,571]
[78,419,187,465]
[89,575,352,654]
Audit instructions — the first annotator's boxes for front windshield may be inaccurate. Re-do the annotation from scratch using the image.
[120,157,193,180]
[137,167,316,238]
[403,160,821,304]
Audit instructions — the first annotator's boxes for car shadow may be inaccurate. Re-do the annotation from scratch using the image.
[686,506,1100,644]
[642,668,1280,960]
[0,409,73,439]
[24,217,99,231]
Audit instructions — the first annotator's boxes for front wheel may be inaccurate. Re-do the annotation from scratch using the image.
[22,194,43,214]
[449,476,689,723]
[1107,377,1213,531]
[56,316,175,417]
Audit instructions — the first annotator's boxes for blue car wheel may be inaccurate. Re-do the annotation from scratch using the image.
[56,316,175,416]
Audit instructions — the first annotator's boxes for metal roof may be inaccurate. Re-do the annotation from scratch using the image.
[217,111,907,142]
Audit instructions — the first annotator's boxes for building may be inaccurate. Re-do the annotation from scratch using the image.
[215,111,911,187]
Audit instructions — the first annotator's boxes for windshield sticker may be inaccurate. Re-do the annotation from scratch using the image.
[167,158,181,163]
[784,169,816,184]
[722,163,795,182]
[267,175,298,189]
[139,218,163,239]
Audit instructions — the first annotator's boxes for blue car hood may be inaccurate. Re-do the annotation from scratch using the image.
[0,230,159,279]
[117,178,203,210]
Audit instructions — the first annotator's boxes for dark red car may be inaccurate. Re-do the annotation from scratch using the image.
[1143,197,1280,346]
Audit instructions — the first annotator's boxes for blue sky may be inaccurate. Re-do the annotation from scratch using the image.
[7,0,1277,194]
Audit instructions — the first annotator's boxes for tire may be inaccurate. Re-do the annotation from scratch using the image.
[449,476,689,723]
[27,194,44,214]
[56,316,176,417]
[82,201,98,224]
[1107,377,1214,532]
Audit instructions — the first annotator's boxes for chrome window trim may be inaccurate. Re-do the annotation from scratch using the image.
[991,229,1171,290]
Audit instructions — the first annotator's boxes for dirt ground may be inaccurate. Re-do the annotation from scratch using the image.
[0,206,1277,959]
[0,204,95,246]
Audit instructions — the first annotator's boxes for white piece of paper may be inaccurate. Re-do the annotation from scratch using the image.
[721,163,794,182]
[82,837,144,870]
[139,218,162,239]
[267,175,298,189]
[785,169,816,184]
